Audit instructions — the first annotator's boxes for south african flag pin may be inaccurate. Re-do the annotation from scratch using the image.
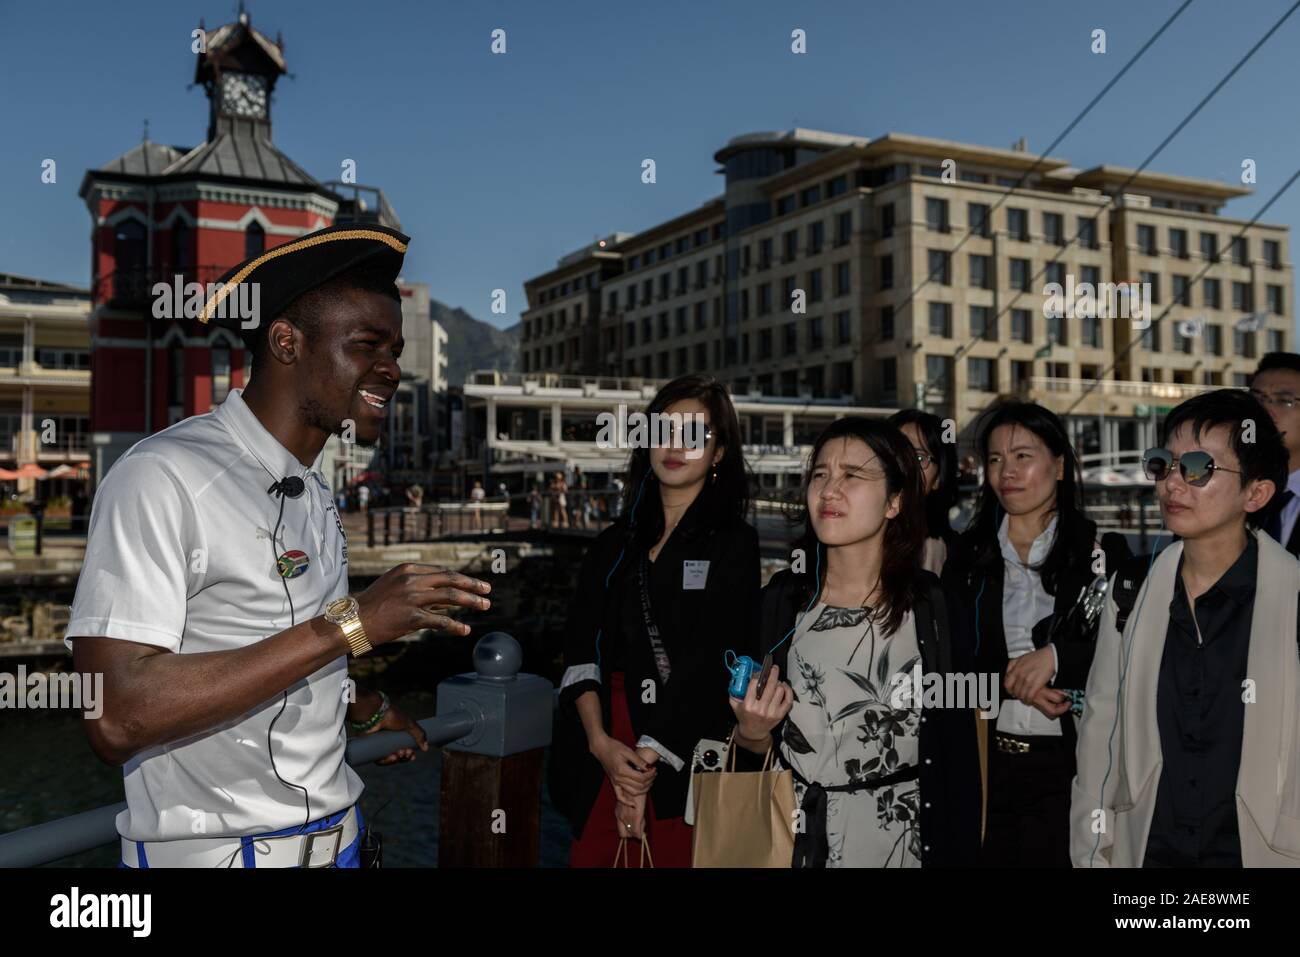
[276,549,310,579]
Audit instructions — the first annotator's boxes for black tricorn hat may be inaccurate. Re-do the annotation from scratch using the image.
[198,223,409,332]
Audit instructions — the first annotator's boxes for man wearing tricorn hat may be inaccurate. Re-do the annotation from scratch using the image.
[68,224,493,867]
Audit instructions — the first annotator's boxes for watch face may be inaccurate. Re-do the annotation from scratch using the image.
[327,596,358,621]
[221,72,268,118]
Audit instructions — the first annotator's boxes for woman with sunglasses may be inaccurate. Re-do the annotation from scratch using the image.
[730,416,981,867]
[942,399,1116,866]
[550,374,761,867]
[888,410,959,575]
[1071,389,1300,867]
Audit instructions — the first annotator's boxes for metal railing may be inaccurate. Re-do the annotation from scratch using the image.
[0,633,552,868]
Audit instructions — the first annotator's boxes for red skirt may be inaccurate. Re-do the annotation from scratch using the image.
[568,672,694,868]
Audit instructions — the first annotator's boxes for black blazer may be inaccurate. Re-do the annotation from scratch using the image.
[741,567,983,867]
[548,493,761,838]
[941,519,1125,748]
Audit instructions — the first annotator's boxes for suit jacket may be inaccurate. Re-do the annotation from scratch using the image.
[1070,530,1300,867]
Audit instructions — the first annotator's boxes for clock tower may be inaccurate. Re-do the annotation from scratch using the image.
[195,6,286,141]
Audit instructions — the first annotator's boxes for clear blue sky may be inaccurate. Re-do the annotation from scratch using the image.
[2,0,1298,334]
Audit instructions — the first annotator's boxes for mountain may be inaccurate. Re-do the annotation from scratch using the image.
[430,300,519,387]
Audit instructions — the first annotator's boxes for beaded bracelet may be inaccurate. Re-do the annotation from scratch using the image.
[348,690,390,733]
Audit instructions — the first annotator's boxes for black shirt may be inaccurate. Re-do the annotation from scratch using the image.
[1144,537,1257,867]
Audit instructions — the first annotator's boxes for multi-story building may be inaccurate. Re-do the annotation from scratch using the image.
[520,129,1293,458]
[0,274,92,495]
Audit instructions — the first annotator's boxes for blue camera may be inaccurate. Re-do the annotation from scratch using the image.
[726,653,758,699]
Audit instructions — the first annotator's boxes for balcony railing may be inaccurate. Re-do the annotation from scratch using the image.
[1021,376,1215,401]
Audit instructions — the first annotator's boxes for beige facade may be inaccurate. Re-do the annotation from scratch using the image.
[520,129,1293,457]
[0,274,92,490]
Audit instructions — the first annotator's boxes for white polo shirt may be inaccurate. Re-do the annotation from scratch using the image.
[67,388,363,842]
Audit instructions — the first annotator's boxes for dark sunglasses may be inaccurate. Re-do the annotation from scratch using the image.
[1142,448,1241,487]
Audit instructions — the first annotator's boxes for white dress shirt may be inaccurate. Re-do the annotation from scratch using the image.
[67,389,363,842]
[1279,468,1300,548]
[996,515,1062,737]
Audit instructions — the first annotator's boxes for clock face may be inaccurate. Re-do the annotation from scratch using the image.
[220,72,268,119]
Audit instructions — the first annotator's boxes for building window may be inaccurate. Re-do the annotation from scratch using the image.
[1268,284,1286,315]
[784,323,798,353]
[1082,315,1102,348]
[880,203,895,238]
[1011,360,1032,391]
[1043,212,1064,246]
[1265,239,1282,269]
[781,369,798,396]
[969,203,991,238]
[1140,271,1160,305]
[970,305,995,341]
[1142,323,1161,352]
[759,283,772,315]
[1010,258,1031,292]
[800,185,822,208]
[1200,232,1219,262]
[827,174,847,197]
[1048,314,1067,346]
[809,316,824,350]
[1269,329,1286,352]
[835,211,853,245]
[1234,329,1256,358]
[1204,278,1222,309]
[925,355,951,388]
[1045,262,1066,287]
[1172,275,1191,307]
[880,358,895,394]
[928,249,951,285]
[836,310,852,345]
[1081,265,1101,289]
[1137,224,1157,256]
[759,329,772,359]
[1232,281,1253,313]
[783,275,798,308]
[1078,216,1098,249]
[245,221,265,258]
[1232,236,1249,266]
[929,302,953,338]
[926,198,950,232]
[676,307,688,334]
[171,219,192,271]
[1170,228,1189,259]
[1007,208,1028,241]
[969,254,991,290]
[880,255,894,289]
[834,261,851,296]
[212,342,231,404]
[1011,308,1032,343]
[968,357,996,392]
[807,222,824,255]
[1205,325,1223,356]
[880,306,894,341]
[808,268,824,303]
[782,230,798,262]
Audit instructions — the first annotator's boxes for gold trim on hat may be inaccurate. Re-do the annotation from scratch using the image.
[198,229,408,323]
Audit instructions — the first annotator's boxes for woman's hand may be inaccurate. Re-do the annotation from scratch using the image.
[1027,686,1071,719]
[729,665,794,750]
[1004,646,1055,704]
[590,733,656,799]
[614,792,647,840]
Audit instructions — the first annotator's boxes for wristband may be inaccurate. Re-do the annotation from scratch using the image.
[348,690,390,733]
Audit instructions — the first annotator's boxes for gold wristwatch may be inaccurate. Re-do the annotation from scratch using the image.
[325,596,370,658]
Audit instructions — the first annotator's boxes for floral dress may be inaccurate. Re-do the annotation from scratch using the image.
[777,601,922,867]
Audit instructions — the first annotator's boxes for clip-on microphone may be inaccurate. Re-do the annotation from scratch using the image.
[268,476,306,499]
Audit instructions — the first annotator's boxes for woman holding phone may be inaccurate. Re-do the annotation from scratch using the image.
[731,416,981,867]
[550,374,761,867]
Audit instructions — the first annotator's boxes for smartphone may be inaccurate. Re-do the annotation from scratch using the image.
[755,653,774,698]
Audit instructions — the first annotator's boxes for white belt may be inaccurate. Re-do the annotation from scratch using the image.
[121,806,360,868]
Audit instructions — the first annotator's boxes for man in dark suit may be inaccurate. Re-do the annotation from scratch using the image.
[1250,352,1300,556]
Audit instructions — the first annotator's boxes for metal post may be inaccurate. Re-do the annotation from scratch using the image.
[383,511,391,546]
[436,633,553,867]
[367,508,375,548]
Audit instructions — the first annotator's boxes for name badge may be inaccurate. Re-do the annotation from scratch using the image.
[683,560,710,590]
